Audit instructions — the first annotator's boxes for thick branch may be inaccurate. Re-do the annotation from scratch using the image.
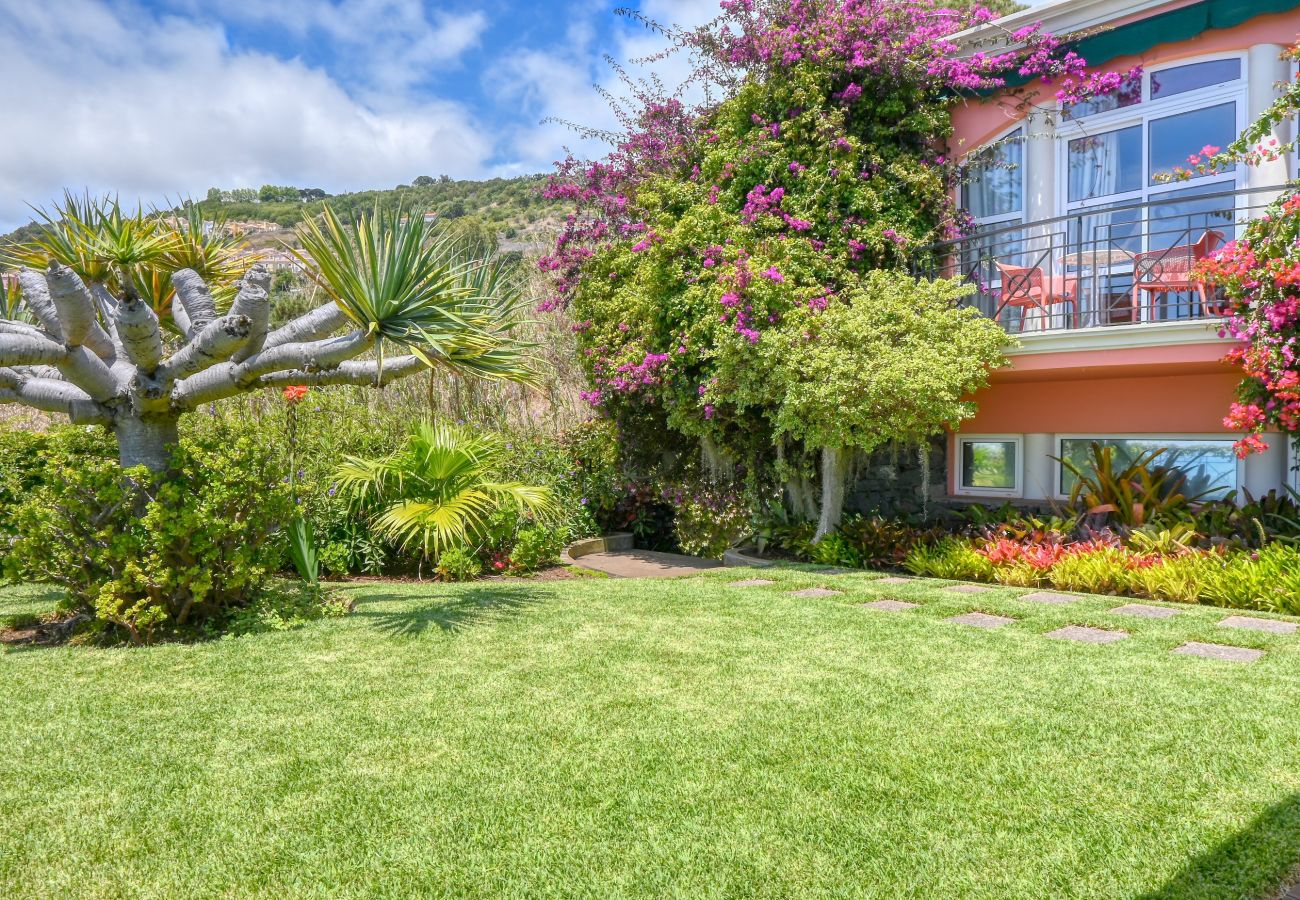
[255,355,426,388]
[0,373,109,424]
[171,330,374,409]
[15,268,63,338]
[0,333,68,367]
[171,269,218,332]
[46,264,115,357]
[263,302,348,350]
[229,266,270,362]
[157,313,252,382]
[56,346,119,402]
[113,298,164,373]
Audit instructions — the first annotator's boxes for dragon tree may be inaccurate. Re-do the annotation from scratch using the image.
[0,197,532,470]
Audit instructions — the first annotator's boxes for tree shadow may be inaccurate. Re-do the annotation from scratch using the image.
[351,584,554,637]
[1137,792,1300,899]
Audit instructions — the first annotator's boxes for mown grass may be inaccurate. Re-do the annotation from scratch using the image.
[3,568,1300,898]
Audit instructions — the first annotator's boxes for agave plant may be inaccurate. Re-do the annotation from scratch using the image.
[335,422,557,561]
[1058,442,1211,527]
[0,195,534,471]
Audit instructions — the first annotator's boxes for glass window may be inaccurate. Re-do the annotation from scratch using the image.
[1148,103,1237,185]
[1068,126,1143,202]
[1058,438,1237,497]
[1144,181,1237,252]
[1150,58,1241,100]
[961,439,1018,490]
[1063,83,1141,120]
[965,129,1024,221]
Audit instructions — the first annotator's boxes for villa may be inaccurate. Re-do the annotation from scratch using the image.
[931,0,1300,505]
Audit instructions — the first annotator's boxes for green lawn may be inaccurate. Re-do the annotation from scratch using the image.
[4,569,1300,898]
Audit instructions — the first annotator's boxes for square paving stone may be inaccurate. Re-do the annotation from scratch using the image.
[1111,603,1181,619]
[788,588,842,598]
[1047,625,1128,644]
[1218,615,1298,635]
[1172,641,1265,663]
[1019,591,1080,605]
[947,612,1015,629]
[729,578,776,587]
[875,577,912,585]
[945,584,992,594]
[862,599,920,612]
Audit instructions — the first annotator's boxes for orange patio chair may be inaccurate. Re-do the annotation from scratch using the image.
[1131,230,1225,320]
[994,261,1079,331]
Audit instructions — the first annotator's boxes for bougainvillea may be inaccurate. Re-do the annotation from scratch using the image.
[1178,42,1300,457]
[541,0,1133,531]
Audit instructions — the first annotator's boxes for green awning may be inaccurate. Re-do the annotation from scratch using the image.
[1074,0,1300,69]
[995,0,1300,89]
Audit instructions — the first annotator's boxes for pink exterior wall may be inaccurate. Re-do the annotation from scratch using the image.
[951,5,1300,150]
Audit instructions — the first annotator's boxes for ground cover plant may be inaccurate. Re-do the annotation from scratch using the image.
[3,571,1300,897]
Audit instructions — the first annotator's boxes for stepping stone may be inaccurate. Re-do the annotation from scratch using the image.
[1172,641,1265,663]
[729,578,776,587]
[788,588,842,598]
[862,599,919,612]
[1112,603,1181,619]
[1218,615,1298,635]
[1047,625,1128,644]
[875,577,912,585]
[945,584,992,594]
[947,612,1015,629]
[1019,591,1080,605]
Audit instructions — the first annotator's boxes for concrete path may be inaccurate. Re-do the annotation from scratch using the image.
[571,550,724,578]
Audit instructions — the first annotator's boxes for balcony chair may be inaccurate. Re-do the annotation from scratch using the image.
[994,261,1079,331]
[1130,230,1225,320]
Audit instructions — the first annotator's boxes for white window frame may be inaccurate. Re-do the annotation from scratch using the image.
[955,433,1024,498]
[962,123,1028,230]
[1052,433,1244,501]
[1054,52,1249,222]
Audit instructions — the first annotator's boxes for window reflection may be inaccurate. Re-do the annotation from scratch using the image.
[965,128,1024,220]
[1150,58,1241,99]
[1148,103,1237,184]
[1068,126,1142,202]
[1059,438,1237,497]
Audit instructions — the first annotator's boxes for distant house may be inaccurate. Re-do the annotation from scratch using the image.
[918,0,1300,504]
[239,248,299,273]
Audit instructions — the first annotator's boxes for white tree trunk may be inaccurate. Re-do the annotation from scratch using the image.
[813,445,850,542]
[114,416,179,471]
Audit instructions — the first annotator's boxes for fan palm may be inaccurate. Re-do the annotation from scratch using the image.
[335,422,558,560]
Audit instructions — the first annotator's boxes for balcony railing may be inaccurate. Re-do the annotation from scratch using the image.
[914,184,1286,333]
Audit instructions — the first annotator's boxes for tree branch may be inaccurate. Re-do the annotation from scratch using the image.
[171,269,218,332]
[255,355,426,388]
[56,345,119,402]
[171,330,374,409]
[156,313,252,382]
[0,332,68,367]
[113,298,164,373]
[15,268,63,339]
[229,266,270,363]
[262,301,348,350]
[0,372,109,424]
[45,264,116,358]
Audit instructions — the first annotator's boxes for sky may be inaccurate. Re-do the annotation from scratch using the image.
[0,0,1057,232]
[0,0,718,231]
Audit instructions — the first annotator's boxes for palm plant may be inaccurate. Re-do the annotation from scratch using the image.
[0,196,534,471]
[1058,442,1212,527]
[335,422,558,562]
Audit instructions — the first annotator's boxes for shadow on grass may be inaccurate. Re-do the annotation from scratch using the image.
[352,584,555,637]
[1137,791,1300,900]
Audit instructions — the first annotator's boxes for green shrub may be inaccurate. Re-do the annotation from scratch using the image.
[225,583,351,635]
[1047,547,1130,595]
[670,480,755,559]
[0,429,61,558]
[1201,545,1300,614]
[1121,554,1212,604]
[903,538,994,581]
[4,430,293,643]
[435,546,482,582]
[509,524,568,573]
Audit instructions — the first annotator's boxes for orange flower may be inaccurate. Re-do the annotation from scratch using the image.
[282,385,309,404]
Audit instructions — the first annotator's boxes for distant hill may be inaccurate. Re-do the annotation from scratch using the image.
[0,174,564,250]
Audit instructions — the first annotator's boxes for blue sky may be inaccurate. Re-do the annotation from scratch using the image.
[0,0,1054,230]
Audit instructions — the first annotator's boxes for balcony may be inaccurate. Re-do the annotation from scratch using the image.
[915,185,1283,334]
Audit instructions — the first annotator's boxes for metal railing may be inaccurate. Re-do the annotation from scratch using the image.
[914,184,1287,333]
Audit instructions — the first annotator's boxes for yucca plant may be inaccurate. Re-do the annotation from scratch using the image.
[1058,442,1211,527]
[335,422,558,565]
[0,195,534,471]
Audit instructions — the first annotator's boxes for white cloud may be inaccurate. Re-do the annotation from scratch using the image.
[0,0,491,230]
